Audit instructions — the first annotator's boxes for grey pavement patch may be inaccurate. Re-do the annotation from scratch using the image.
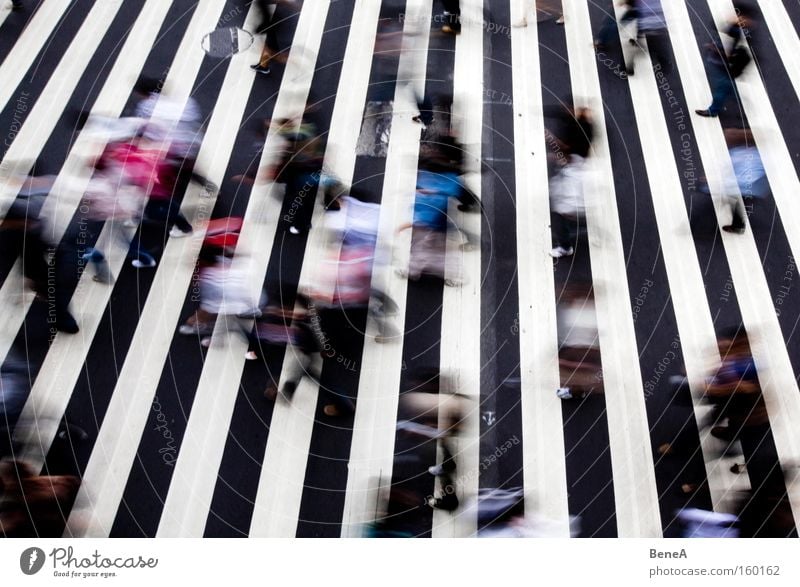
[356,101,394,157]
[201,27,253,58]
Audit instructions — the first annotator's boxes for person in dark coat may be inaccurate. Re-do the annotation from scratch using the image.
[1,202,79,333]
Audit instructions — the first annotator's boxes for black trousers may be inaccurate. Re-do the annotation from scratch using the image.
[255,0,281,53]
[551,212,578,249]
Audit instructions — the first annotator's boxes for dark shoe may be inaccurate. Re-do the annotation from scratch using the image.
[251,64,271,75]
[427,493,459,511]
[722,224,745,234]
[56,314,79,334]
[711,425,734,441]
[282,381,297,397]
[695,109,717,117]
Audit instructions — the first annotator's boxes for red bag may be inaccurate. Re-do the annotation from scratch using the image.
[203,217,243,249]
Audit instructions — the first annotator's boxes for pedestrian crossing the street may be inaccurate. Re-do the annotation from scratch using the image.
[1,0,799,538]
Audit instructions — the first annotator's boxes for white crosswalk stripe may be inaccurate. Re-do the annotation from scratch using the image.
[509,0,570,535]
[563,0,662,538]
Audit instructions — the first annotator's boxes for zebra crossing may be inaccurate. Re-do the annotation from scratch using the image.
[1,0,800,538]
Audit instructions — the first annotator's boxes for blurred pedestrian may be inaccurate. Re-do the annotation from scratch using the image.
[718,127,767,234]
[178,246,259,345]
[263,294,356,417]
[134,77,214,201]
[544,102,594,160]
[272,118,324,235]
[702,329,767,444]
[555,283,604,399]
[251,1,296,74]
[80,140,153,280]
[1,202,79,333]
[318,195,399,342]
[545,103,594,258]
[0,356,28,458]
[396,369,471,511]
[595,1,638,50]
[0,460,79,537]
[548,153,591,258]
[623,0,671,76]
[695,5,755,117]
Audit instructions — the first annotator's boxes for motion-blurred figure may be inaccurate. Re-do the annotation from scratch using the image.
[0,356,28,458]
[250,1,290,75]
[555,283,603,400]
[1,201,79,333]
[548,154,592,259]
[0,460,79,537]
[545,102,594,162]
[321,194,399,342]
[695,4,755,118]
[272,117,325,235]
[398,135,473,283]
[80,138,153,280]
[396,369,470,511]
[262,294,356,417]
[595,0,639,50]
[702,328,767,444]
[676,508,740,538]
[134,76,213,215]
[545,103,594,258]
[716,127,767,234]
[178,232,260,346]
[470,487,581,536]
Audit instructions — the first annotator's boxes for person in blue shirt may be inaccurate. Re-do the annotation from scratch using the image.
[398,137,474,282]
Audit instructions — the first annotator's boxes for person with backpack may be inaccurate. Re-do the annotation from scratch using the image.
[695,5,755,117]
